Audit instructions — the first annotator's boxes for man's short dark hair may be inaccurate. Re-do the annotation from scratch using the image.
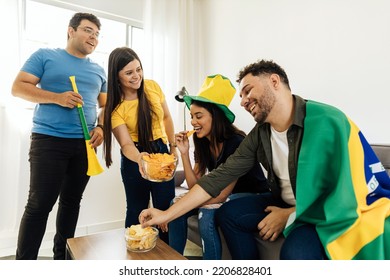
[69,12,101,30]
[237,59,291,90]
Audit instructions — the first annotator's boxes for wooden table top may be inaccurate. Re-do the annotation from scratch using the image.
[66,228,187,260]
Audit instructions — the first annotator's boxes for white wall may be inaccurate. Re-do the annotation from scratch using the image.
[200,0,390,144]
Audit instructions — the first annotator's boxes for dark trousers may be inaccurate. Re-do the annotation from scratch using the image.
[120,139,175,244]
[16,133,89,260]
[215,193,290,259]
[280,224,327,260]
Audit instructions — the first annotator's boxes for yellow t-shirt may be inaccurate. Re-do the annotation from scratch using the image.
[111,79,168,143]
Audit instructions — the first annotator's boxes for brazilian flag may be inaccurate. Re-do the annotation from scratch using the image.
[284,100,390,259]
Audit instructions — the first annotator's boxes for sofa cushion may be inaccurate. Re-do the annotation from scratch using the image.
[255,235,284,259]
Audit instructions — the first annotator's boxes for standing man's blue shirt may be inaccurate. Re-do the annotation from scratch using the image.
[21,48,107,138]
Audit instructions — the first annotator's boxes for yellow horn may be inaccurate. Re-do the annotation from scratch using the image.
[85,140,104,176]
[69,75,104,176]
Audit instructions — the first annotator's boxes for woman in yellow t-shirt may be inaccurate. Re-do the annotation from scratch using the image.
[103,47,177,244]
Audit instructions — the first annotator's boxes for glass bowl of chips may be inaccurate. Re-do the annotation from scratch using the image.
[141,153,178,182]
[125,224,159,252]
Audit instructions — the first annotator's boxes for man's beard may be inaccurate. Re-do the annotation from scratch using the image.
[254,85,275,124]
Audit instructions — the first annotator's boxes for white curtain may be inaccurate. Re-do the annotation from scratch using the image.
[143,0,204,130]
[0,0,31,253]
[0,0,23,106]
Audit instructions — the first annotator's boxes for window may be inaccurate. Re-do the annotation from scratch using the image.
[1,0,144,107]
[130,26,145,62]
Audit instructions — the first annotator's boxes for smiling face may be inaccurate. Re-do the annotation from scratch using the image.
[239,73,276,124]
[67,19,99,57]
[189,103,213,139]
[118,59,143,93]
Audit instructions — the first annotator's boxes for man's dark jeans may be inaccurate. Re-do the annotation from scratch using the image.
[216,193,327,260]
[16,133,89,260]
[216,193,290,259]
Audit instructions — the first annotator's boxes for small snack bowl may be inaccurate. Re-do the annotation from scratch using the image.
[125,225,159,252]
[141,153,178,182]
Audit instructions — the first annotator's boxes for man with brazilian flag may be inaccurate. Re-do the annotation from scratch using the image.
[284,100,390,259]
[139,59,390,260]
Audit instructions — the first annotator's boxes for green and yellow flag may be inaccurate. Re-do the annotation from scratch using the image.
[285,100,390,260]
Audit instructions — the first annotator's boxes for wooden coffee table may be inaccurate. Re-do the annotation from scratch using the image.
[66,228,187,260]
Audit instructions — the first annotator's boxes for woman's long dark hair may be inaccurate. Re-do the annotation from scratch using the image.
[192,100,246,175]
[103,47,155,167]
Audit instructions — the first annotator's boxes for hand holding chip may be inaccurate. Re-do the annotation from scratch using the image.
[174,130,194,154]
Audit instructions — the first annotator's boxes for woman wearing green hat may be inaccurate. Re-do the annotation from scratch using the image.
[168,74,268,259]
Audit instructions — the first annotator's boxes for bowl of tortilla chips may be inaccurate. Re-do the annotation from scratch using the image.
[141,153,178,182]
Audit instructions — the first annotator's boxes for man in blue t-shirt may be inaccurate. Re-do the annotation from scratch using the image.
[11,12,107,260]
